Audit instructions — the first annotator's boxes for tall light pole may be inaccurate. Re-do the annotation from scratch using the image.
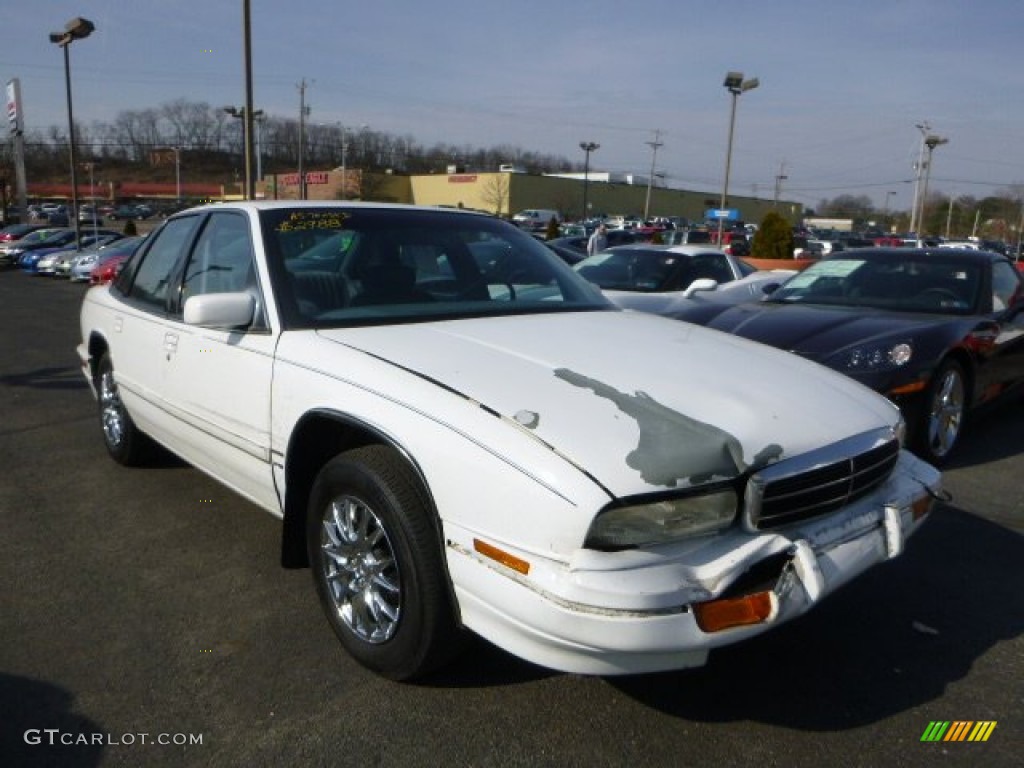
[241,0,255,199]
[916,134,948,237]
[297,79,311,200]
[718,71,758,247]
[254,112,265,183]
[579,141,599,222]
[643,130,663,221]
[49,16,95,251]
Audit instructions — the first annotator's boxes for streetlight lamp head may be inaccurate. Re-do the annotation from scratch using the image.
[723,71,744,89]
[51,17,95,45]
[925,135,948,149]
[741,77,760,92]
[65,17,95,38]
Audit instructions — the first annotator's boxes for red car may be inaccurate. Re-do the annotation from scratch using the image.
[0,223,51,242]
[874,236,904,247]
[89,252,131,285]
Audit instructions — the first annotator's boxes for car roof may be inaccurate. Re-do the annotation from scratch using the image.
[825,247,1001,264]
[173,200,494,218]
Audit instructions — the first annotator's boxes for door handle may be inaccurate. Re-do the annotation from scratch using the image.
[164,332,179,354]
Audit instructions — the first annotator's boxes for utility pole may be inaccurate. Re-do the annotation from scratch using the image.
[916,133,948,237]
[297,79,310,200]
[643,129,663,221]
[909,122,930,234]
[773,160,787,207]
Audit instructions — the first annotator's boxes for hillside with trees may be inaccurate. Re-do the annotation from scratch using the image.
[1,98,576,190]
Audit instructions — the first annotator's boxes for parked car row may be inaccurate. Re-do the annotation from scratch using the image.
[18,200,191,225]
[0,223,145,284]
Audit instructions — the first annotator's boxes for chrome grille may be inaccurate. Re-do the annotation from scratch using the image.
[745,432,900,531]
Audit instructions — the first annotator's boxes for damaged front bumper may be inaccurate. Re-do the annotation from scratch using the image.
[445,449,941,676]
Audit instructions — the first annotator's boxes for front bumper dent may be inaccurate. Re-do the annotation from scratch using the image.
[445,450,940,675]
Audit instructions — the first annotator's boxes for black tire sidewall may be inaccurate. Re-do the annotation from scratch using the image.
[307,447,452,680]
[96,353,145,465]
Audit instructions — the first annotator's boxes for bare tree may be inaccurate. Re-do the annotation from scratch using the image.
[480,173,510,216]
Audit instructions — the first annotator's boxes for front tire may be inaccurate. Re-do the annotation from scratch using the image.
[96,353,151,465]
[307,445,461,680]
[914,359,967,465]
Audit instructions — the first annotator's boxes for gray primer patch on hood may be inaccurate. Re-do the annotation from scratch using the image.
[555,368,782,487]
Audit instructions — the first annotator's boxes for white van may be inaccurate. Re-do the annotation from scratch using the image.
[512,209,560,231]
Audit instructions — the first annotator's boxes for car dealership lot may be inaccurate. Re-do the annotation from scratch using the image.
[1,273,1021,767]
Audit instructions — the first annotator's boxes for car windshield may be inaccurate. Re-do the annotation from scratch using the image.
[39,230,73,245]
[573,248,685,291]
[260,207,611,327]
[769,254,983,315]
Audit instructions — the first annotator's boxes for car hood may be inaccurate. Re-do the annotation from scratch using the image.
[694,301,955,360]
[316,311,898,497]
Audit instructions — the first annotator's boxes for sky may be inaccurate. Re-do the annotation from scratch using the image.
[4,0,1024,213]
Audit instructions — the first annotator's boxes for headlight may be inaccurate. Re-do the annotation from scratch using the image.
[837,341,912,372]
[585,488,738,550]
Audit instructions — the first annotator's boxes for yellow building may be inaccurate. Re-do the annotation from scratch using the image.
[258,168,802,226]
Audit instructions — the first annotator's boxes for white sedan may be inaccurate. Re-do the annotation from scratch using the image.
[78,202,941,680]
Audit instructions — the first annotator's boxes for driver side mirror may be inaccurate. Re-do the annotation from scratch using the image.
[681,278,718,298]
[183,292,255,329]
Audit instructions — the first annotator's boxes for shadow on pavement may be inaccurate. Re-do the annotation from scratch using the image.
[0,365,88,392]
[606,504,1022,730]
[0,673,105,768]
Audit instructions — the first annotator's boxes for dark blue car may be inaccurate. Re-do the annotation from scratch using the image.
[20,229,121,272]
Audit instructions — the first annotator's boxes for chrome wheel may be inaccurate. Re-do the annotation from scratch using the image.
[308,446,462,679]
[925,364,965,461]
[99,368,126,449]
[95,353,151,466]
[319,495,401,644]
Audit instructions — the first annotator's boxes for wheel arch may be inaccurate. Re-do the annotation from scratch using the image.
[940,345,976,406]
[86,331,111,383]
[279,410,451,595]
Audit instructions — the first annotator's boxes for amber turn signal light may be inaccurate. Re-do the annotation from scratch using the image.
[473,538,531,575]
[694,591,775,633]
[912,495,933,521]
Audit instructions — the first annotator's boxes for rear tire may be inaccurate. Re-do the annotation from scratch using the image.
[307,445,462,680]
[96,353,152,465]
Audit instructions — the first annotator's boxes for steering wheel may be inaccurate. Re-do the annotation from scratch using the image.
[915,287,960,305]
[457,277,516,301]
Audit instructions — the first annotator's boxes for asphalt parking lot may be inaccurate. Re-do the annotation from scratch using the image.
[1,271,1021,768]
